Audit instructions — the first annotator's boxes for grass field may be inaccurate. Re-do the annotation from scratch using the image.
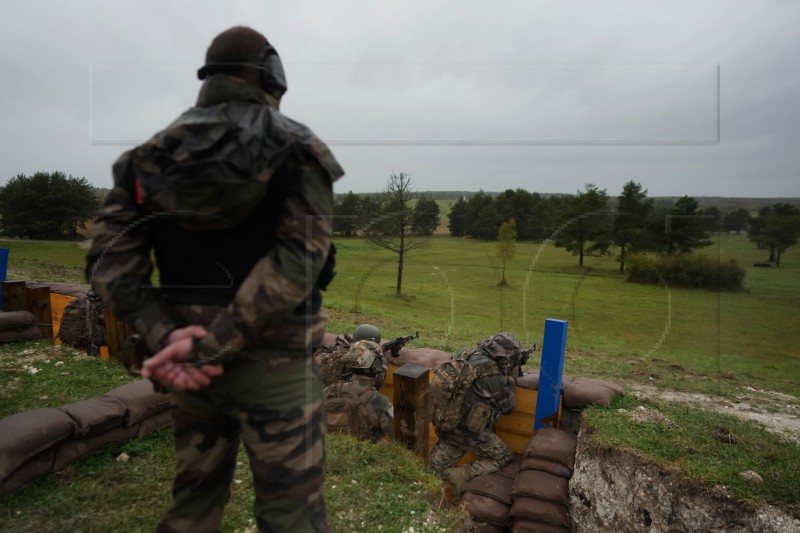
[2,232,797,395]
[0,232,798,529]
[325,234,799,397]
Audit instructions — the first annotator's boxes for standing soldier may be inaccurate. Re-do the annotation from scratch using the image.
[429,333,520,498]
[87,26,342,532]
[323,339,394,441]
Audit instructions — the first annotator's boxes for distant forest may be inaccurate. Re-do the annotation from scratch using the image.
[334,190,800,213]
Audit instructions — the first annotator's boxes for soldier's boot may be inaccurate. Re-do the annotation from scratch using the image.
[444,466,471,500]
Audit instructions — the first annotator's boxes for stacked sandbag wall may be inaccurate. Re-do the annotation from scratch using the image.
[0,311,41,344]
[0,380,170,497]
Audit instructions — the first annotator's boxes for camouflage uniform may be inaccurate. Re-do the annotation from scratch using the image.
[86,32,342,532]
[429,350,516,481]
[313,334,352,388]
[323,375,395,441]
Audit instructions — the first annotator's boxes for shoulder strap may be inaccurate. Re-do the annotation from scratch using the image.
[356,386,378,427]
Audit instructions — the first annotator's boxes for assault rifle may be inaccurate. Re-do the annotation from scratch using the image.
[382,331,420,358]
[515,345,536,377]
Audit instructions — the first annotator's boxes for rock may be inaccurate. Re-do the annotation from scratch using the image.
[738,470,764,485]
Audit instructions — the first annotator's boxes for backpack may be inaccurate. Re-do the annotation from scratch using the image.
[56,293,106,353]
[324,382,375,440]
[430,353,500,433]
[315,336,352,388]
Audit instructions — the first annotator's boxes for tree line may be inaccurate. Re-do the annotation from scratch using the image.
[444,182,799,269]
[0,172,100,240]
[5,169,793,273]
[334,180,800,270]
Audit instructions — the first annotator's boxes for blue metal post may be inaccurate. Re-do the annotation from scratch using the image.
[534,318,568,429]
[0,248,7,310]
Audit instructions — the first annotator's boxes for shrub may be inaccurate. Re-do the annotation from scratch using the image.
[625,253,745,290]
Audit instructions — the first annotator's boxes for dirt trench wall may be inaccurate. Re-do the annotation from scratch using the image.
[568,427,800,533]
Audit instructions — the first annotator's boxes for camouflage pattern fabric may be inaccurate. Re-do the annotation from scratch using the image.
[430,355,516,481]
[429,428,514,480]
[459,353,516,431]
[86,73,343,360]
[313,335,351,388]
[479,332,521,361]
[322,375,394,440]
[86,70,342,532]
[159,354,328,532]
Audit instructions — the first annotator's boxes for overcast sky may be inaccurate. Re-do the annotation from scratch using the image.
[1,0,798,198]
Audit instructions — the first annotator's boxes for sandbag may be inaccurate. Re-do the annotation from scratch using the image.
[53,424,139,470]
[562,375,624,408]
[512,470,570,506]
[509,496,569,529]
[58,396,128,437]
[514,373,539,391]
[0,311,36,331]
[321,332,339,347]
[137,408,173,437]
[0,408,73,482]
[472,522,508,533]
[389,347,451,369]
[104,380,170,425]
[0,447,57,497]
[463,492,511,528]
[511,518,570,533]
[494,454,523,479]
[522,428,577,470]
[520,456,572,479]
[464,473,515,505]
[0,325,42,343]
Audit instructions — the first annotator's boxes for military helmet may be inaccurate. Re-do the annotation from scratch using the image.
[352,324,381,344]
[340,340,387,388]
[480,332,521,362]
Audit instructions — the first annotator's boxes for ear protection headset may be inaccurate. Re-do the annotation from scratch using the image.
[197,44,287,99]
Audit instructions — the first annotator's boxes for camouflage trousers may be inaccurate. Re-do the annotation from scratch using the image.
[156,353,329,533]
[429,428,514,481]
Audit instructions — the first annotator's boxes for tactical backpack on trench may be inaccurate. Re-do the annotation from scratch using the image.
[429,355,499,433]
[324,382,375,440]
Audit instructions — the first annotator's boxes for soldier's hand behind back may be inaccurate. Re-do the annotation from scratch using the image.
[142,327,223,391]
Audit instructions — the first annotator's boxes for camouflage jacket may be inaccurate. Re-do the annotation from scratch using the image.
[314,334,352,387]
[323,376,395,440]
[461,353,516,431]
[86,74,343,361]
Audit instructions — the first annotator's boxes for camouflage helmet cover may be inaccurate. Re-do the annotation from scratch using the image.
[352,324,381,344]
[480,332,521,361]
[341,340,387,388]
[340,340,383,371]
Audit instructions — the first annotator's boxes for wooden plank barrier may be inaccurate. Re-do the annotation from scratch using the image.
[23,283,53,339]
[50,293,76,344]
[104,308,134,362]
[1,280,26,312]
[392,364,430,461]
[381,363,550,459]
[0,279,124,361]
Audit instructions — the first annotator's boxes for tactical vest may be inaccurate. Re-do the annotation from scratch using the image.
[125,96,342,308]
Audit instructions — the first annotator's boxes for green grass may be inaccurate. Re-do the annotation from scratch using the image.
[0,340,135,418]
[0,233,798,527]
[583,395,800,514]
[0,238,89,283]
[0,344,466,532]
[326,234,800,398]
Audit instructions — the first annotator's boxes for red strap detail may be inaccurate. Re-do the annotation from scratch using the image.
[134,177,143,205]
